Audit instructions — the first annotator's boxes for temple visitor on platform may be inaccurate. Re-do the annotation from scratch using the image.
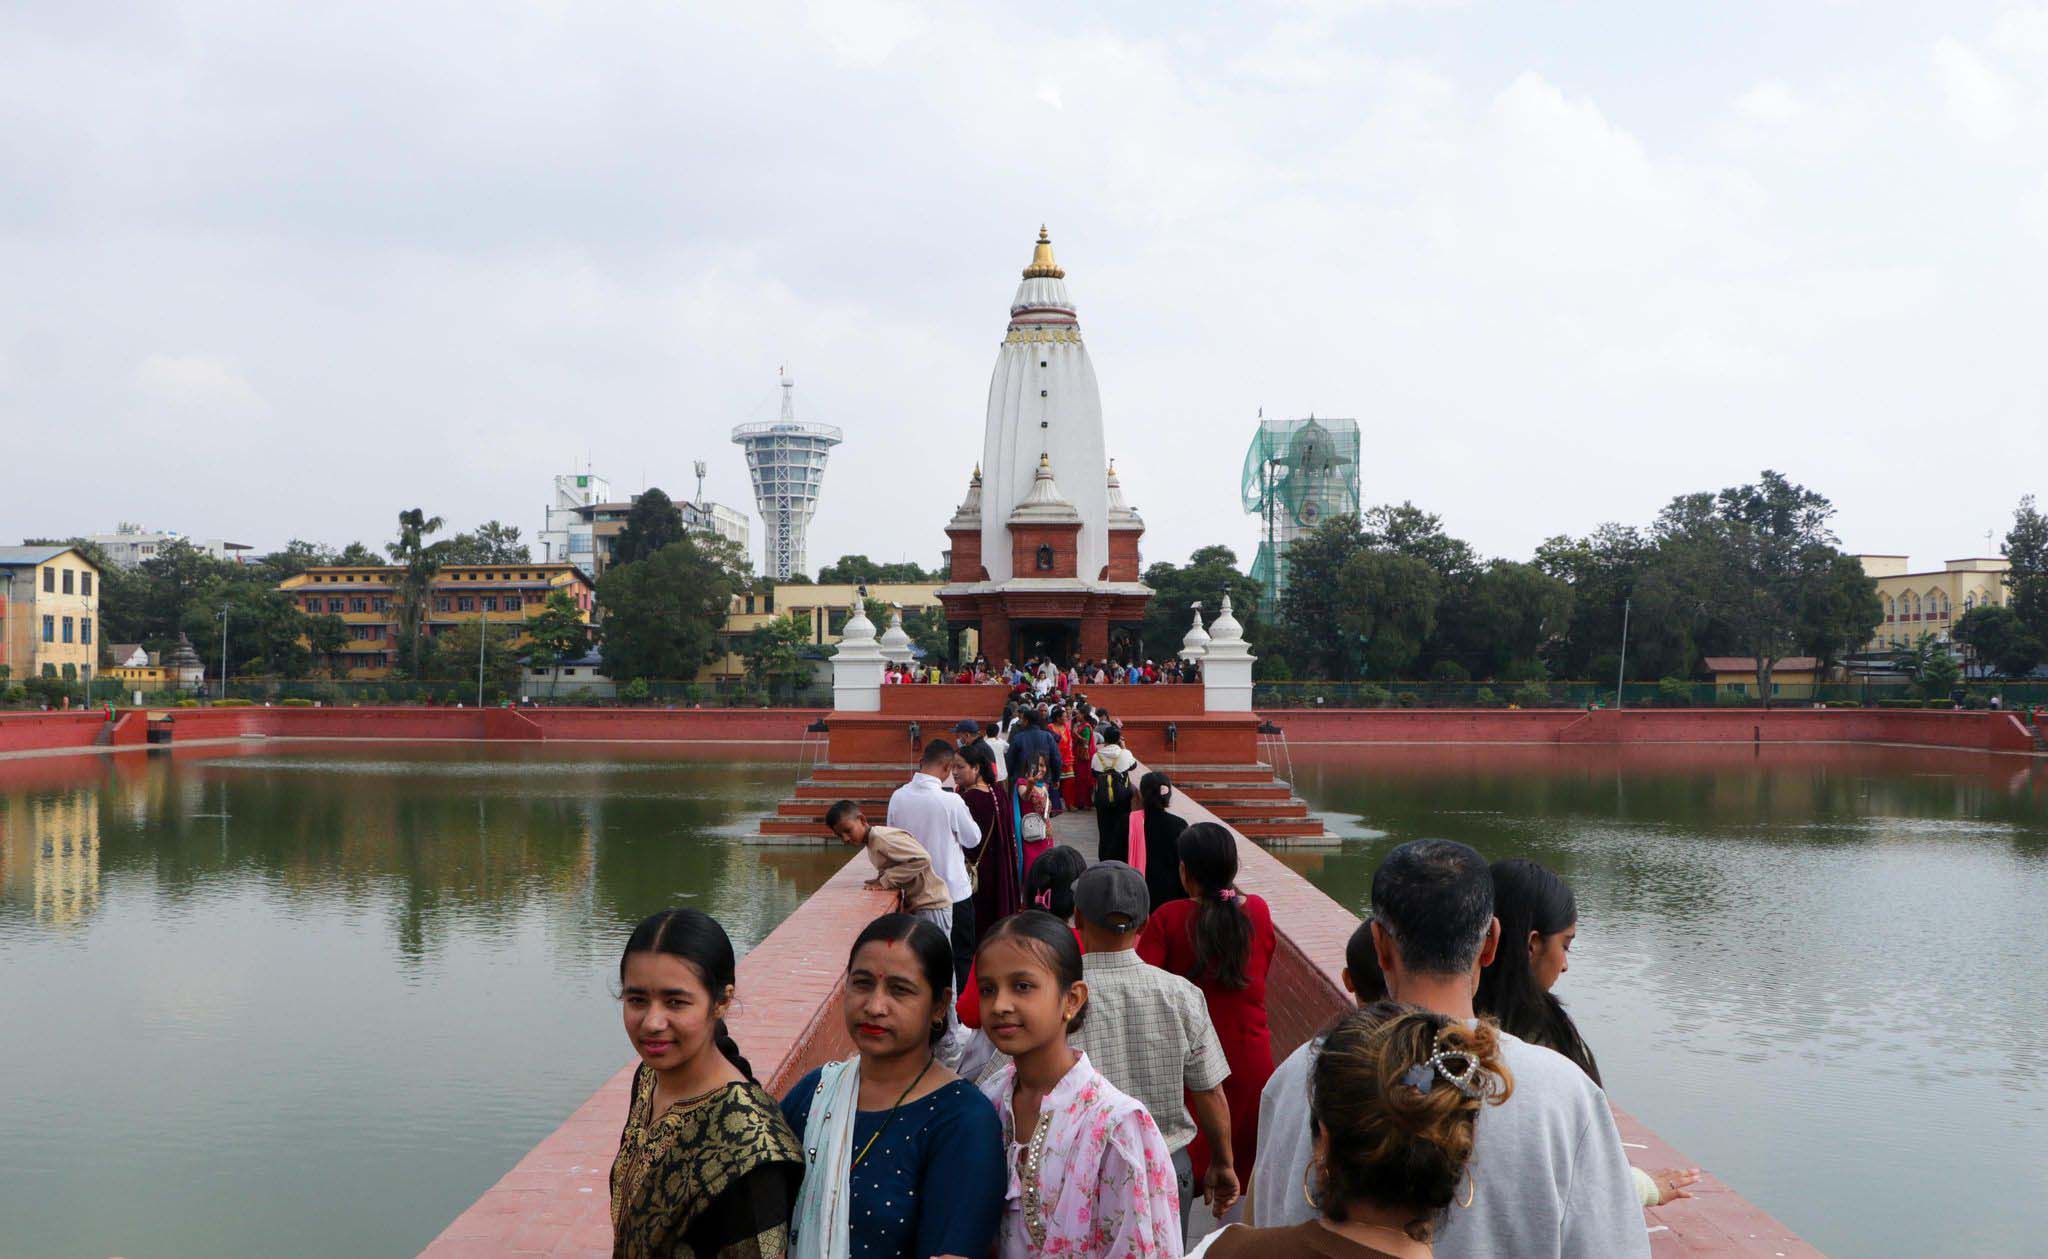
[888,739,983,990]
[975,910,1184,1259]
[1250,840,1649,1258]
[1190,1004,1512,1259]
[610,909,804,1259]
[1090,726,1139,863]
[956,739,1024,939]
[1475,859,1700,1208]
[826,800,955,938]
[1137,823,1277,1246]
[1135,772,1190,911]
[781,915,1005,1259]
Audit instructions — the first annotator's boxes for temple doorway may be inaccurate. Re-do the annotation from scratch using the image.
[1014,621,1077,664]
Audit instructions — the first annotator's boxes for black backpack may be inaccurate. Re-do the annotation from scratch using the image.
[1093,761,1133,809]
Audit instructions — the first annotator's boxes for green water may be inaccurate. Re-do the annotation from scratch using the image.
[1281,742,2048,1259]
[0,744,841,1259]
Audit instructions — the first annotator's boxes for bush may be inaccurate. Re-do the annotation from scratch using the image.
[1511,681,1551,708]
[175,698,201,708]
[1429,661,1470,683]
[621,678,652,704]
[216,698,254,707]
[1825,699,1862,709]
[1473,686,1500,708]
[280,697,314,707]
[1499,659,1549,683]
[1396,690,1421,708]
[1657,676,1695,707]
[2,685,25,705]
[1878,698,1925,708]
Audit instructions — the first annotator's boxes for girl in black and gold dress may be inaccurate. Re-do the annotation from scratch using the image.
[611,908,803,1259]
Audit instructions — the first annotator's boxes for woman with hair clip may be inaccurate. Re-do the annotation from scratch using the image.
[1190,1002,1514,1257]
[957,845,1088,1031]
[781,914,1005,1259]
[1134,772,1189,911]
[1474,859,1700,1209]
[611,908,804,1259]
[1138,823,1277,1235]
[1016,756,1054,876]
[975,910,1181,1258]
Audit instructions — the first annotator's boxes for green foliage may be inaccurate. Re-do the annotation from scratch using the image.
[1512,681,1552,708]
[386,508,446,678]
[1355,682,1391,707]
[596,535,747,682]
[1497,658,1549,682]
[816,555,943,584]
[1336,550,1441,677]
[742,612,810,685]
[2005,495,2048,640]
[523,591,590,677]
[426,620,523,698]
[1395,690,1421,708]
[280,697,314,707]
[621,678,651,703]
[1473,686,1500,707]
[1918,650,1962,700]
[1657,675,1695,706]
[1140,545,1264,663]
[1955,604,2044,678]
[903,606,951,664]
[1429,660,1470,683]
[305,614,350,677]
[609,489,687,568]
[440,520,531,564]
[215,697,254,707]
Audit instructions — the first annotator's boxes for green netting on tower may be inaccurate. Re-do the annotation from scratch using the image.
[1241,417,1360,612]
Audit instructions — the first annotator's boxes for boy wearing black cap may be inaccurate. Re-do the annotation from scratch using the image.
[1070,860,1238,1232]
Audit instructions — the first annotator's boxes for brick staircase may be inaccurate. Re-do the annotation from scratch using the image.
[756,760,1331,846]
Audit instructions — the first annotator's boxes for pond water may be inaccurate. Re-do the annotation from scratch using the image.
[1280,742,2048,1259]
[0,744,841,1259]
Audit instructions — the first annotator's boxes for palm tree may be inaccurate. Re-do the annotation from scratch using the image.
[386,508,446,679]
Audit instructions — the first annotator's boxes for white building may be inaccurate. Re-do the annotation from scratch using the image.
[538,472,613,571]
[683,500,750,552]
[88,524,252,569]
[733,374,841,581]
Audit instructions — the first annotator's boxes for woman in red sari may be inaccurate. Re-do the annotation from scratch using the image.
[1137,820,1277,1219]
[1064,711,1097,812]
[1050,708,1076,816]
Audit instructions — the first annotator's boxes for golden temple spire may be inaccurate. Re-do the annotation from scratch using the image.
[1023,225,1065,279]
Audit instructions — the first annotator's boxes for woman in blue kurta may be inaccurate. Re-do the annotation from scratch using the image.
[781,914,1005,1259]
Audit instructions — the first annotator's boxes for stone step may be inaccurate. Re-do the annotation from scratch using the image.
[1170,780,1292,798]
[760,815,838,838]
[1204,799,1312,821]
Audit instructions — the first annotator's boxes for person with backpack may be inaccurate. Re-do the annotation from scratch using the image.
[1091,725,1139,862]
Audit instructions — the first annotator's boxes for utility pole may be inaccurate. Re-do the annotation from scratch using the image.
[218,604,231,701]
[476,611,488,708]
[1615,597,1631,710]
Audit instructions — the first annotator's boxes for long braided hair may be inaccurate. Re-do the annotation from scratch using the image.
[619,907,755,1081]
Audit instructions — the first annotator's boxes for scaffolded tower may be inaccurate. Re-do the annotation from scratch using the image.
[1241,416,1360,612]
[732,371,842,580]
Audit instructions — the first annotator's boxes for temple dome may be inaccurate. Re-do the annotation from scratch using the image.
[1008,452,1082,523]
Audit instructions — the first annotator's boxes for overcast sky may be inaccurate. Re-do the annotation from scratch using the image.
[5,1,2045,577]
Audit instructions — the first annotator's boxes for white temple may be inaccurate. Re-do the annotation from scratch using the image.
[978,228,1112,585]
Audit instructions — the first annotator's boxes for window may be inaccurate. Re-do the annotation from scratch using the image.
[305,597,321,612]
[482,596,498,612]
[327,598,345,613]
[1964,592,1976,611]
[434,597,451,612]
[81,572,93,597]
[372,598,388,612]
[81,617,92,645]
[1884,596,1894,620]
[1035,543,1054,571]
[504,596,521,612]
[350,598,368,613]
[43,567,54,592]
[457,596,474,612]
[61,616,73,643]
[42,615,54,642]
[42,663,55,677]
[62,569,73,594]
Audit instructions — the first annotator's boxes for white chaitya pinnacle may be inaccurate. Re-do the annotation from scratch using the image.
[1179,603,1210,661]
[980,227,1110,584]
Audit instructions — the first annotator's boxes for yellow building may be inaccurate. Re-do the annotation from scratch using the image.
[0,545,103,686]
[277,563,596,678]
[1704,656,1826,700]
[1852,555,2011,652]
[706,581,958,679]
[0,788,101,927]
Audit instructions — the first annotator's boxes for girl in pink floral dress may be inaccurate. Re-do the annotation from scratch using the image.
[975,910,1182,1258]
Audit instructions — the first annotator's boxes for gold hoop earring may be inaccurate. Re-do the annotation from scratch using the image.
[1458,1171,1475,1209]
[1301,1161,1321,1211]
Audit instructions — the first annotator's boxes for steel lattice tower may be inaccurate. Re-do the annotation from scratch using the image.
[732,372,842,580]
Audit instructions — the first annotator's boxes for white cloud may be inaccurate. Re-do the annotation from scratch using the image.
[1933,36,2021,142]
[135,354,267,415]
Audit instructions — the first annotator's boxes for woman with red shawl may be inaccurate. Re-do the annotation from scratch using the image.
[956,747,1021,944]
[1065,710,1097,812]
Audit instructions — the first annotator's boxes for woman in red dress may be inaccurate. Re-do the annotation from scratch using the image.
[1137,820,1277,1215]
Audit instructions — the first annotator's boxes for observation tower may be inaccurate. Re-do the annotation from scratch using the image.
[732,371,842,580]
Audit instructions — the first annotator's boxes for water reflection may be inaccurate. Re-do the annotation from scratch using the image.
[1284,743,2048,1258]
[0,743,840,1259]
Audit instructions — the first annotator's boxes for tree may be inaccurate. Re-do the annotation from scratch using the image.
[903,606,951,664]
[1274,515,1368,678]
[523,591,590,695]
[1954,604,2044,678]
[596,536,746,682]
[306,613,350,678]
[182,579,316,679]
[1334,550,1442,678]
[139,538,233,652]
[1360,503,1480,583]
[257,539,336,581]
[741,612,810,690]
[386,508,446,678]
[1139,546,1264,663]
[335,541,381,566]
[443,520,531,564]
[1439,560,1572,679]
[2003,496,2048,644]
[610,489,687,567]
[429,620,523,700]
[1796,552,1883,674]
[1660,471,1846,705]
[817,555,942,585]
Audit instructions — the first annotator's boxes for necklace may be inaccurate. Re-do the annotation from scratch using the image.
[1319,1216,1431,1258]
[852,1053,935,1168]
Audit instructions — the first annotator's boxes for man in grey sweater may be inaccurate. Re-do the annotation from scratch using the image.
[1249,839,1648,1258]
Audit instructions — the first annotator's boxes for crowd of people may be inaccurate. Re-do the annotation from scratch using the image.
[607,734,1695,1258]
[882,656,1203,690]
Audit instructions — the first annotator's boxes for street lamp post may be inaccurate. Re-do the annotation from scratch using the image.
[218,605,231,700]
[1614,597,1631,710]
